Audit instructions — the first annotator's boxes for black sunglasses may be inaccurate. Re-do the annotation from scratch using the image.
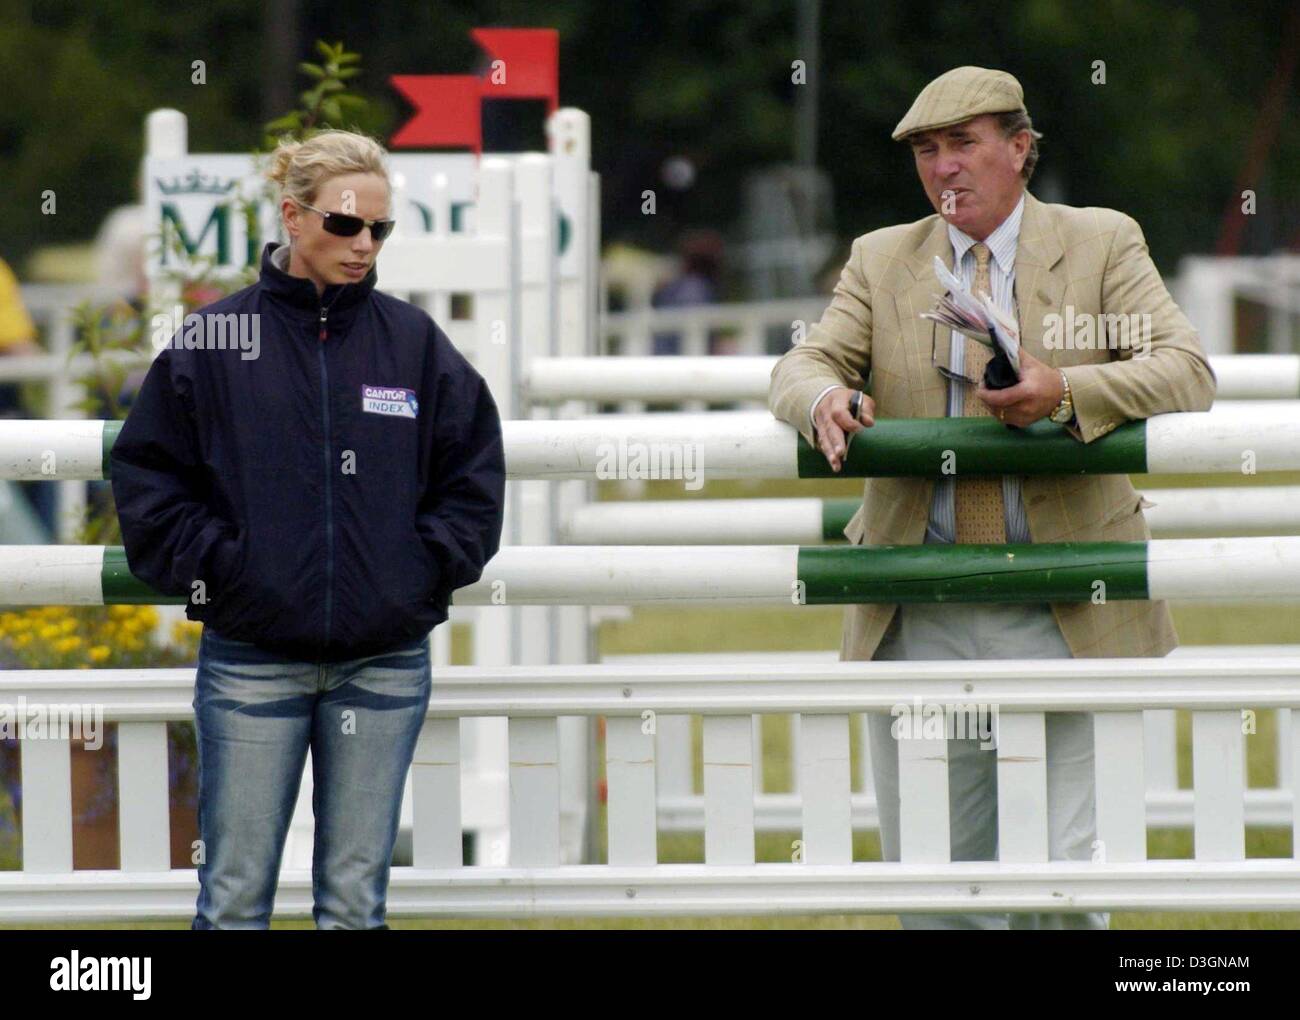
[298,201,395,242]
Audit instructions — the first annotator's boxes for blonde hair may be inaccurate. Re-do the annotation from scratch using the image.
[265,129,390,207]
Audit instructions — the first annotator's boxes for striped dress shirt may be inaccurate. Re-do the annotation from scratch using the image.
[927,192,1030,543]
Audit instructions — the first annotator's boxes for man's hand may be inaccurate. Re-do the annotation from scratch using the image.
[813,387,875,472]
[976,348,1064,427]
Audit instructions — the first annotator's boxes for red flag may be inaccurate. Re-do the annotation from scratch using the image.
[389,27,560,149]
[389,75,482,152]
[471,28,559,113]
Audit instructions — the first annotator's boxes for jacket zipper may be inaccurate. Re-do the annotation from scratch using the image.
[318,302,334,655]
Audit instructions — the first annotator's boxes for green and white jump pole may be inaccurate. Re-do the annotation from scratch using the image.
[12,538,1300,607]
[500,408,1300,480]
[5,407,1299,481]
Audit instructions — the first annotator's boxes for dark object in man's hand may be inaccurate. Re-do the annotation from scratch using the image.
[982,346,1019,390]
[981,347,1021,430]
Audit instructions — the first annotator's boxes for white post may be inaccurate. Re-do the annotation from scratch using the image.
[428,172,453,328]
[1192,711,1246,861]
[468,158,517,864]
[136,110,189,640]
[1177,257,1236,355]
[549,109,600,862]
[514,155,556,678]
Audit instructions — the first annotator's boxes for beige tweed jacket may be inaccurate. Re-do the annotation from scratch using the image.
[768,189,1217,661]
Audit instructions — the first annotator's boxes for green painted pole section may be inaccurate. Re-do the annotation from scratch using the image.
[101,547,185,604]
[797,542,1150,604]
[822,499,858,540]
[102,420,122,480]
[795,418,1149,478]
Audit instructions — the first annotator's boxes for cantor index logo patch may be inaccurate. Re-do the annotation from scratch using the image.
[361,384,418,419]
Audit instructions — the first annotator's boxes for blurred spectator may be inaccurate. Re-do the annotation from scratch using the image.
[0,256,54,539]
[96,205,149,310]
[651,229,730,355]
[85,205,151,530]
[0,258,40,359]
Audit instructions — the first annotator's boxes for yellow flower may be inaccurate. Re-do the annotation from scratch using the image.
[60,618,77,634]
[110,604,134,619]
[171,620,202,641]
[54,636,82,653]
[14,633,32,647]
[88,645,111,662]
[38,624,60,640]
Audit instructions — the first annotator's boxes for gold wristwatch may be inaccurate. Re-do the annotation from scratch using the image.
[1049,370,1074,424]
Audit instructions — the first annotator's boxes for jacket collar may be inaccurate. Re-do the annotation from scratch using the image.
[896,189,1066,418]
[258,241,377,316]
[902,189,1062,281]
[947,191,1025,274]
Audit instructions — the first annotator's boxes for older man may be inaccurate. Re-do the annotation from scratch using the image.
[768,66,1216,930]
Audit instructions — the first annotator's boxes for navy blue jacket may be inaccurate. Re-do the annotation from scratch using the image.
[110,242,506,662]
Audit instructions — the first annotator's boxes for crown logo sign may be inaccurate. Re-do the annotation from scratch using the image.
[155,169,240,196]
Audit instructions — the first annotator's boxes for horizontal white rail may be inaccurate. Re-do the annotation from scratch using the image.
[5,861,1300,922]
[564,487,1300,544]
[528,354,1300,403]
[5,657,1300,714]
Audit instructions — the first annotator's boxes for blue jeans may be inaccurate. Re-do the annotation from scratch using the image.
[191,627,432,929]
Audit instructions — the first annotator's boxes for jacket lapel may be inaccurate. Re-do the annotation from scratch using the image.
[1013,192,1066,366]
[1014,192,1069,529]
[895,217,955,418]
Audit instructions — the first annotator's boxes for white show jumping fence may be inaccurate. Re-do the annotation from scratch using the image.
[2,655,1298,921]
[5,102,1300,924]
[3,418,1300,920]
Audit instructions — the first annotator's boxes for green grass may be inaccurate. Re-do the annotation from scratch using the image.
[4,471,1300,929]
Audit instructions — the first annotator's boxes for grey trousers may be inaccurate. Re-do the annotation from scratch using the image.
[867,598,1110,930]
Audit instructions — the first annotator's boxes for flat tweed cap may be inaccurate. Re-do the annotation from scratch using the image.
[892,66,1027,141]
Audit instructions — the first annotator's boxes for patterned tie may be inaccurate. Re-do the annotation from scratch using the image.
[953,242,1007,544]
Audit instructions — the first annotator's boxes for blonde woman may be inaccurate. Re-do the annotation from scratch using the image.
[111,130,506,929]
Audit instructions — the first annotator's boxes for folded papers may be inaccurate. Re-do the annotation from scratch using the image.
[920,255,1021,378]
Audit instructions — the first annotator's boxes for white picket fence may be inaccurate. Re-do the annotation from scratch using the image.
[603,648,1296,833]
[2,654,1297,922]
